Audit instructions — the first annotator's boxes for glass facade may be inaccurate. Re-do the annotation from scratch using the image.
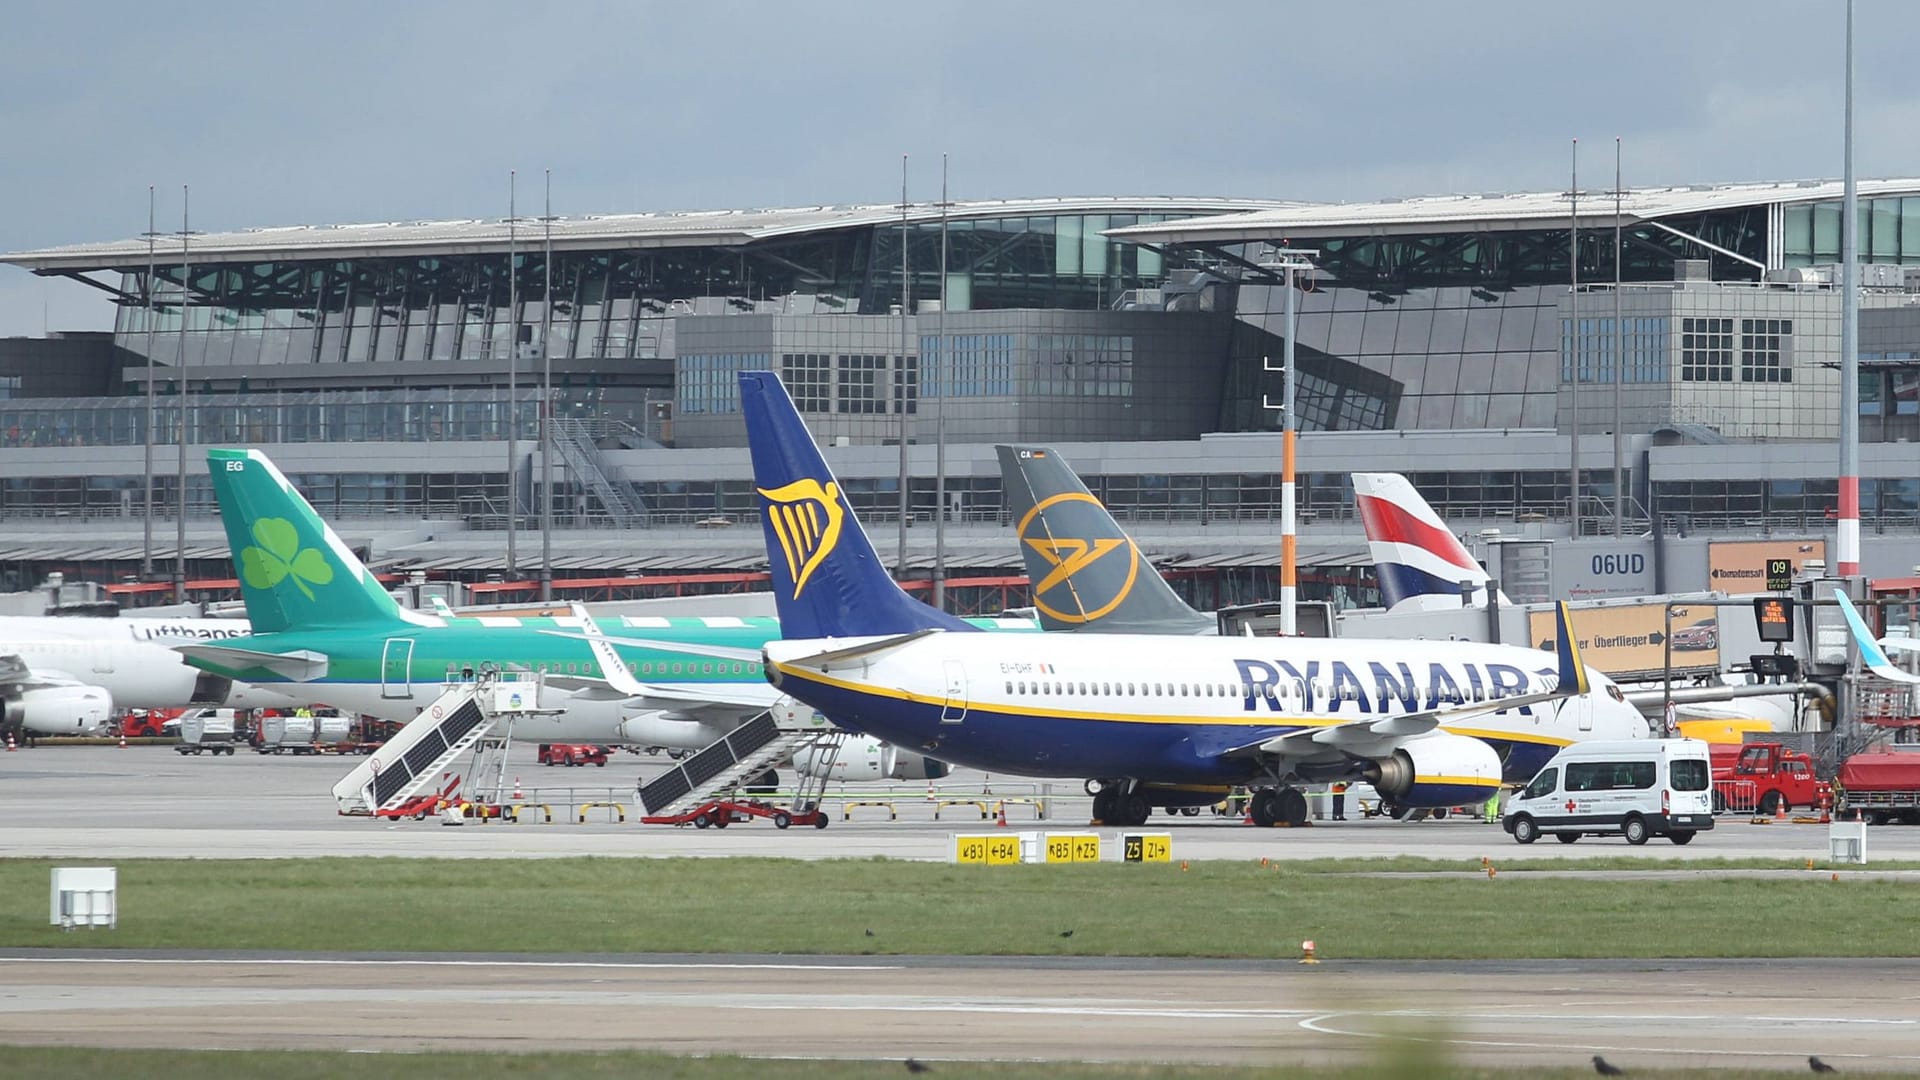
[0,387,539,449]
[1783,197,1920,267]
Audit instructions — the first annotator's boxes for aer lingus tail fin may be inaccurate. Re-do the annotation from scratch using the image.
[206,448,413,633]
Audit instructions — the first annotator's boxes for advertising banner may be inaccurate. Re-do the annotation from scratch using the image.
[1528,601,1721,679]
[1707,539,1826,596]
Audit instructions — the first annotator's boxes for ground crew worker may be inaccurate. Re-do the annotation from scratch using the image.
[1331,782,1348,821]
[1483,787,1501,824]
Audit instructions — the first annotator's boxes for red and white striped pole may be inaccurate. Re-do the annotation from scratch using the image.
[1838,0,1861,578]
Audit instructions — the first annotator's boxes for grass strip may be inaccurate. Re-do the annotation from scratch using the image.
[3,856,1915,959]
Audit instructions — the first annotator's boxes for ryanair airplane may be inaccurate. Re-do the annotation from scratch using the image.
[742,371,1649,828]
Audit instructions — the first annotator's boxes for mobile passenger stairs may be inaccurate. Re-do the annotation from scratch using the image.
[637,701,843,829]
[331,668,551,819]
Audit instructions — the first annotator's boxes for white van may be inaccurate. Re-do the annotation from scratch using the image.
[1502,739,1715,846]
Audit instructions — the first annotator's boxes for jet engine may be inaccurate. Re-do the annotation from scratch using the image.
[1362,732,1501,808]
[3,685,113,736]
[792,735,950,781]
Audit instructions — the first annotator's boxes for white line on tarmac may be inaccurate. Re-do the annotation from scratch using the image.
[1296,1012,1916,1063]
[0,956,899,972]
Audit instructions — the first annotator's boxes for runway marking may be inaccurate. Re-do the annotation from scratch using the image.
[1297,1011,1919,1062]
[0,957,898,973]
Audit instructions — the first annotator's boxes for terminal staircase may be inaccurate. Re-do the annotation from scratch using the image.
[331,672,543,815]
[637,707,846,816]
[550,417,650,527]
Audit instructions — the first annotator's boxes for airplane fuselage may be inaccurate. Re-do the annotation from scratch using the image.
[765,631,1649,786]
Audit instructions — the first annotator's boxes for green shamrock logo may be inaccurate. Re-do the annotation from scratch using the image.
[240,517,334,600]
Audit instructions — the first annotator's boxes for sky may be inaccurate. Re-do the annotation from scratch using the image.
[2,0,1914,338]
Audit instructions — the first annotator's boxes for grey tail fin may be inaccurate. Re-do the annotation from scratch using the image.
[997,444,1216,635]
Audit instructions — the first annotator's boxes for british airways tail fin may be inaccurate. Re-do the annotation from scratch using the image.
[997,444,1214,635]
[1833,588,1920,685]
[207,448,412,634]
[1353,472,1507,612]
[739,371,976,640]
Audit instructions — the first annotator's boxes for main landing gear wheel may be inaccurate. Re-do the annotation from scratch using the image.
[1120,793,1151,828]
[1250,790,1278,827]
[1091,788,1118,823]
[1275,788,1309,827]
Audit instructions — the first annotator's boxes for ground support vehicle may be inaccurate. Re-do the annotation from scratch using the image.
[538,743,609,767]
[1709,742,1829,816]
[641,798,829,830]
[1836,752,1920,825]
[1504,738,1715,846]
[175,710,238,756]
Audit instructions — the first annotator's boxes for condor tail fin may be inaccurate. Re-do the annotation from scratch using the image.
[998,444,1213,634]
[739,371,975,640]
[1353,472,1506,612]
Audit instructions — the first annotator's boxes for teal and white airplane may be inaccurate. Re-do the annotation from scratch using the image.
[177,447,1029,764]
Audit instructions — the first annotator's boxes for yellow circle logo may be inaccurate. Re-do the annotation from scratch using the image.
[1016,492,1139,624]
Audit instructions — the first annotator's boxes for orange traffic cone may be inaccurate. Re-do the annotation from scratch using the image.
[995,800,1008,827]
[118,733,128,749]
[513,776,523,800]
[1299,939,1320,965]
[1774,798,1788,823]
[4,732,14,752]
[1818,794,1831,825]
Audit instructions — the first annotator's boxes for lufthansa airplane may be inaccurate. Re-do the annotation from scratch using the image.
[742,371,1650,827]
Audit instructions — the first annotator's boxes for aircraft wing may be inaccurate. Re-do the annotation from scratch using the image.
[1225,601,1592,761]
[0,654,87,691]
[174,643,331,682]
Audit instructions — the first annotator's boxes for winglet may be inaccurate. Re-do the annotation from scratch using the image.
[1553,602,1590,696]
[1833,588,1919,684]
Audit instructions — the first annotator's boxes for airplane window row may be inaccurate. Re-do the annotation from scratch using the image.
[632,661,760,677]
[999,679,1519,704]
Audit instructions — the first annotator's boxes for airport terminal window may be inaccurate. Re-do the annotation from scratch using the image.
[1680,318,1734,382]
[781,354,832,412]
[1739,319,1792,384]
[835,354,887,414]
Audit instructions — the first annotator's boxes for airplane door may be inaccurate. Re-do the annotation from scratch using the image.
[381,638,414,700]
[90,644,113,674]
[1577,697,1593,731]
[939,660,967,724]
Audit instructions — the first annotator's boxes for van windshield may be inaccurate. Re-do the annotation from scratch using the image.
[1521,767,1557,800]
[1670,759,1710,792]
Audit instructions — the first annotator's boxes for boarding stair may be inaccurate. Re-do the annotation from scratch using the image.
[550,417,650,527]
[637,703,846,816]
[331,671,544,815]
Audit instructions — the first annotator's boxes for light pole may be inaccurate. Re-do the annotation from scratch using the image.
[1261,248,1317,636]
[540,168,554,605]
[141,185,157,583]
[895,155,912,576]
[506,170,519,577]
[174,184,191,604]
[933,153,949,611]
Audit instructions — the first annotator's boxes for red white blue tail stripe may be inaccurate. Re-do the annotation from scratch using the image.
[1353,473,1507,612]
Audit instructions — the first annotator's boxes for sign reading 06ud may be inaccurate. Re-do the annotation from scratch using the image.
[1121,832,1172,863]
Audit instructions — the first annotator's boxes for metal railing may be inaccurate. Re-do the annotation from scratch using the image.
[549,417,650,527]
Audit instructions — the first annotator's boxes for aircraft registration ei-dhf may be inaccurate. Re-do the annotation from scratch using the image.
[740,370,1650,828]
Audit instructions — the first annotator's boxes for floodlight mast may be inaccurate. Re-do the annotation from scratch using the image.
[1260,248,1319,636]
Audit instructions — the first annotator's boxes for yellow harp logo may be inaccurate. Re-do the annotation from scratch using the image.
[758,478,844,599]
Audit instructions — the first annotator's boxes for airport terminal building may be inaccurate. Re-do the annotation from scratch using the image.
[4,180,1920,606]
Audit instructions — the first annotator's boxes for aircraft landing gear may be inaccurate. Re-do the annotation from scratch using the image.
[1088,782,1152,827]
[1249,787,1310,828]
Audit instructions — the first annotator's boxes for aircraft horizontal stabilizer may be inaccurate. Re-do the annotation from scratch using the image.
[776,629,944,669]
[173,643,330,682]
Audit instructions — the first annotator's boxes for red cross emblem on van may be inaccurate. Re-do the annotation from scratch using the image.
[1564,798,1578,812]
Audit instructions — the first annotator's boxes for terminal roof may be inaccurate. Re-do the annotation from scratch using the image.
[3,197,1299,271]
[1108,178,1920,244]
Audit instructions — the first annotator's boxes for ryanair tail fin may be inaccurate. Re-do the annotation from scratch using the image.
[997,444,1214,635]
[1353,472,1508,612]
[206,448,412,634]
[738,372,976,641]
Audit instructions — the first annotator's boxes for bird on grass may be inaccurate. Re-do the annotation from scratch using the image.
[1593,1055,1626,1076]
[904,1058,932,1074]
[864,929,875,937]
[1810,1057,1838,1074]
[1059,930,1074,938]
